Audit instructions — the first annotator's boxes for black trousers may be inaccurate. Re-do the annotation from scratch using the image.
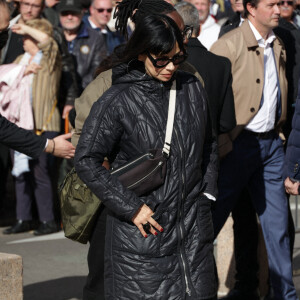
[231,189,259,292]
[83,206,107,300]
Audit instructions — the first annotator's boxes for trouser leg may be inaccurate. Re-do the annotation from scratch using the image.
[15,171,33,220]
[287,195,295,259]
[31,131,58,222]
[249,136,297,300]
[232,188,259,293]
[213,133,259,238]
[0,145,9,211]
[83,206,107,300]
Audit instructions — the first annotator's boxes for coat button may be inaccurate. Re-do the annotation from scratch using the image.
[250,107,255,113]
[256,79,260,83]
[256,50,260,55]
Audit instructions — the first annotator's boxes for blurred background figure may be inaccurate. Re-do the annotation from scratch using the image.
[175,1,236,140]
[280,0,300,28]
[43,0,60,26]
[188,0,220,49]
[219,0,244,36]
[58,0,107,94]
[0,0,78,228]
[284,78,300,196]
[1,18,62,236]
[83,0,125,55]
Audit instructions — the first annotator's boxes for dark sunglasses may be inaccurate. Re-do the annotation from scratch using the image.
[147,51,187,68]
[60,11,82,16]
[280,0,294,5]
[94,7,113,13]
[182,25,193,40]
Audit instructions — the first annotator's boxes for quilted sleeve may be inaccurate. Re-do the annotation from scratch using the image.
[74,88,144,222]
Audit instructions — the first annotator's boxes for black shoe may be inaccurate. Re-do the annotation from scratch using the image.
[34,220,59,236]
[219,289,259,300]
[3,220,33,234]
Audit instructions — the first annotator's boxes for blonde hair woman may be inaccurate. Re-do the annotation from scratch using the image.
[3,18,62,236]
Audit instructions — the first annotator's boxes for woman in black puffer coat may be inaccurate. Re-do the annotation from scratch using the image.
[75,14,218,300]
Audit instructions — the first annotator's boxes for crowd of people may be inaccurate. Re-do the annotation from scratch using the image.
[1,0,300,299]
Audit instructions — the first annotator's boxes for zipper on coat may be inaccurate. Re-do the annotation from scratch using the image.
[175,127,192,297]
[127,160,163,189]
[110,153,154,174]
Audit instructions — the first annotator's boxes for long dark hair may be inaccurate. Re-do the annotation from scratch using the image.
[95,0,178,76]
[121,14,185,64]
[95,14,185,75]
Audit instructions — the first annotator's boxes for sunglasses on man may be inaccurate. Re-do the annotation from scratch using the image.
[280,0,294,5]
[94,7,113,13]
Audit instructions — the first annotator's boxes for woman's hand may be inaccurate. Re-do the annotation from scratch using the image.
[24,63,41,76]
[131,204,163,238]
[11,23,49,43]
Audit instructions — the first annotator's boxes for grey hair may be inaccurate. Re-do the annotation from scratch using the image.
[175,1,200,37]
[0,0,9,8]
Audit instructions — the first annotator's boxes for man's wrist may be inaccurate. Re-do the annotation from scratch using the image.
[44,139,55,154]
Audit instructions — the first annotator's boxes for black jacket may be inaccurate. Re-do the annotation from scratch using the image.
[274,19,300,138]
[75,62,218,299]
[69,23,107,93]
[219,12,241,38]
[186,38,236,135]
[0,115,46,158]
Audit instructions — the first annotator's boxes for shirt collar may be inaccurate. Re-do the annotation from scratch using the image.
[88,17,98,29]
[76,22,89,39]
[248,20,276,47]
[88,17,108,33]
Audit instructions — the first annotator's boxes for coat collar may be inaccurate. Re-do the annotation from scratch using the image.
[240,20,260,48]
[187,38,206,49]
[240,19,284,51]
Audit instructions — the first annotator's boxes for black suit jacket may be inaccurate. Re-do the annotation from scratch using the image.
[0,115,46,158]
[274,18,300,137]
[186,38,236,135]
[219,12,241,38]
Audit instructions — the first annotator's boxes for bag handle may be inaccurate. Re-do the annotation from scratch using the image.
[163,80,176,158]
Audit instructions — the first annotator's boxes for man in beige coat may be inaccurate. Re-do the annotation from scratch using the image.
[210,0,297,298]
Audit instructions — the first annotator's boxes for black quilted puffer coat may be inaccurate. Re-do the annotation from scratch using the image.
[75,61,218,300]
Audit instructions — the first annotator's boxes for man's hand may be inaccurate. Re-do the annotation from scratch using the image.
[62,105,74,119]
[284,177,300,195]
[45,133,75,159]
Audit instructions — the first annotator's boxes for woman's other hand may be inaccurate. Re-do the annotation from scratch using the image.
[131,204,163,238]
[24,62,41,76]
[11,23,49,44]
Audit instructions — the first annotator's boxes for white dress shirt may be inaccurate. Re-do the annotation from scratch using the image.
[198,15,220,50]
[245,21,279,133]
